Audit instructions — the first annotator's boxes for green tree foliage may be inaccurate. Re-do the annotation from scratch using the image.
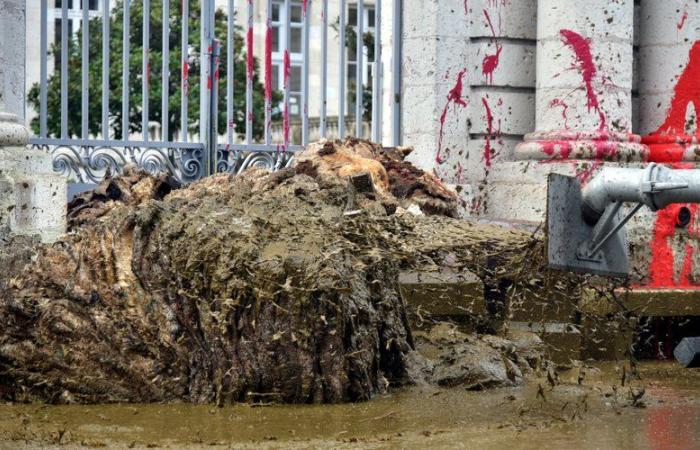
[28,0,281,141]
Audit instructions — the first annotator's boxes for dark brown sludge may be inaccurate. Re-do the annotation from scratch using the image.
[0,139,583,405]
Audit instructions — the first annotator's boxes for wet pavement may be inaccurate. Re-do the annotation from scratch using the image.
[0,361,698,449]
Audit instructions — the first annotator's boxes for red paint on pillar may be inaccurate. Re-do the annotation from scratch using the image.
[481,10,502,85]
[436,69,468,164]
[559,29,607,130]
[649,203,699,288]
[677,11,689,31]
[482,96,500,168]
[549,98,569,129]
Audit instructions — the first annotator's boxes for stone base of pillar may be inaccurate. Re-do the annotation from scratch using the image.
[0,114,66,243]
[515,130,649,162]
[643,133,700,163]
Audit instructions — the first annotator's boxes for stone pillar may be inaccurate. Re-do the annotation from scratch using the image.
[400,0,470,178]
[0,0,65,242]
[484,0,645,222]
[516,0,645,162]
[639,0,700,162]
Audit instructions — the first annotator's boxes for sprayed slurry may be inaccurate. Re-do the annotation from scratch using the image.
[436,69,468,164]
[283,50,291,148]
[481,10,502,85]
[559,29,607,131]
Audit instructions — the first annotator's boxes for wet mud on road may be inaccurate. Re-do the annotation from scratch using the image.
[0,361,697,449]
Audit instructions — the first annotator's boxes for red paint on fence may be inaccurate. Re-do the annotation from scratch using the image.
[560,29,606,130]
[302,0,308,13]
[246,27,254,84]
[283,50,291,148]
[182,60,189,95]
[265,25,273,102]
[436,69,468,164]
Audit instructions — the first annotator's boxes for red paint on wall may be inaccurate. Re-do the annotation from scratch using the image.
[677,11,689,31]
[482,10,502,85]
[649,202,699,288]
[482,96,500,168]
[559,29,607,130]
[549,98,569,129]
[436,69,468,164]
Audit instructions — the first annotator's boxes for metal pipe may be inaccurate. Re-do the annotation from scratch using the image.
[102,0,110,139]
[162,0,170,141]
[180,0,188,142]
[122,0,131,140]
[582,163,700,223]
[355,0,364,137]
[40,0,48,138]
[338,0,346,138]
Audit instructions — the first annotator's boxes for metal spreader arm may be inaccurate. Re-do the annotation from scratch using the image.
[547,163,700,277]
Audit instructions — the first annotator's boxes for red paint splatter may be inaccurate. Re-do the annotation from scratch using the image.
[649,202,699,288]
[455,161,464,183]
[549,98,569,129]
[436,69,468,164]
[481,10,502,85]
[182,60,189,95]
[265,25,273,102]
[283,50,291,148]
[246,26,254,84]
[677,11,689,31]
[302,0,308,14]
[559,29,607,130]
[482,97,501,168]
[463,0,468,14]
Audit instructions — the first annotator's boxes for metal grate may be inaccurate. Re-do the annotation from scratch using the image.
[28,0,401,184]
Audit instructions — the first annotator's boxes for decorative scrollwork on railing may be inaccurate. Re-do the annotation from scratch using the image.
[32,140,296,185]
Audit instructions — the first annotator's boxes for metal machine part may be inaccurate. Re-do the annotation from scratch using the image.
[547,163,700,277]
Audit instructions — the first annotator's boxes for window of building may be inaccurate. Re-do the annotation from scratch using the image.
[271,1,304,117]
[346,3,376,116]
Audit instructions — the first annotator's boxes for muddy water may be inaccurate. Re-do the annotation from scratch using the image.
[0,362,698,449]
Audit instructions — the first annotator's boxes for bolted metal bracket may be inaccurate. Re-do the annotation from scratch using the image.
[547,174,630,277]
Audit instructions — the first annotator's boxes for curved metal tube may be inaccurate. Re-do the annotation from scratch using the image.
[581,163,700,223]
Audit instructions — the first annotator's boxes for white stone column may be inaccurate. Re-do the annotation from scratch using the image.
[515,0,646,162]
[0,0,66,242]
[400,0,470,177]
[639,0,700,162]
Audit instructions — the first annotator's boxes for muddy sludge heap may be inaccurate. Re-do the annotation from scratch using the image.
[0,139,585,405]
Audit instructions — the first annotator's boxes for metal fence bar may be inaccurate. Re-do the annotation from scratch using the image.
[102,0,110,139]
[392,0,402,146]
[338,0,346,138]
[372,0,382,143]
[162,0,170,141]
[39,0,47,138]
[122,0,130,140]
[82,0,89,139]
[319,0,327,137]
[60,0,68,138]
[355,0,364,137]
[180,0,188,142]
[301,0,310,145]
[246,0,254,145]
[264,0,272,145]
[200,0,215,175]
[227,0,235,146]
[142,0,150,141]
[283,0,291,149]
